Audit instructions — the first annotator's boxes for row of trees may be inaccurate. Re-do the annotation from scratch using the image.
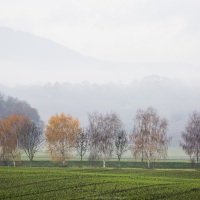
[45,112,129,168]
[0,92,199,168]
[45,108,200,168]
[45,108,171,168]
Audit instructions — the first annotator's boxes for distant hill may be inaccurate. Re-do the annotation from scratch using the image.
[0,27,98,66]
[0,27,110,85]
[0,26,199,86]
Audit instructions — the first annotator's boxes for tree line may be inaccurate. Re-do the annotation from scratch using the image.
[0,92,200,168]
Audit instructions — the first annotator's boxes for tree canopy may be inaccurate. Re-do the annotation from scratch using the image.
[45,113,81,164]
[130,107,170,168]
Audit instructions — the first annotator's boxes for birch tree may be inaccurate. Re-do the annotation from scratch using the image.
[45,113,81,165]
[0,115,27,166]
[180,111,200,163]
[130,107,170,168]
[87,112,122,168]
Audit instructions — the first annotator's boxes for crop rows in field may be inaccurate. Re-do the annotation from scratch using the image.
[0,167,200,199]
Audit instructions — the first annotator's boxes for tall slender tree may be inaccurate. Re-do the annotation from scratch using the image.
[75,129,89,164]
[130,107,170,168]
[0,115,28,166]
[181,111,200,163]
[115,129,129,168]
[87,112,122,168]
[18,120,44,166]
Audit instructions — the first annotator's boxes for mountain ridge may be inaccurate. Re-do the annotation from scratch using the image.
[0,26,104,68]
[1,26,200,87]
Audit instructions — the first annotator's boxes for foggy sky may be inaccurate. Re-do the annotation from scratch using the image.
[1,1,200,155]
[0,0,199,65]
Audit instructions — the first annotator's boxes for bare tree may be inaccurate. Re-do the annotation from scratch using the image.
[130,107,170,168]
[75,129,89,164]
[180,111,200,163]
[87,112,122,168]
[19,120,44,166]
[115,129,129,168]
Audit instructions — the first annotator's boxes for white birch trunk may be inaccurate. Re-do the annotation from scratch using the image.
[147,159,150,169]
[103,160,106,168]
[62,159,66,166]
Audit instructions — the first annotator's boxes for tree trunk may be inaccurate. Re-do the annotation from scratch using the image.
[2,151,8,166]
[80,155,83,168]
[13,160,16,167]
[147,159,151,169]
[118,156,121,168]
[62,160,66,165]
[142,151,144,162]
[30,157,33,167]
[103,160,106,168]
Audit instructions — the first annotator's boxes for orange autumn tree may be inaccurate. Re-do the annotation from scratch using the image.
[0,115,29,166]
[0,115,43,167]
[45,113,81,165]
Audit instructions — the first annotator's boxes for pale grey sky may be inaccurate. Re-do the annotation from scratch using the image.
[1,1,200,149]
[0,0,199,64]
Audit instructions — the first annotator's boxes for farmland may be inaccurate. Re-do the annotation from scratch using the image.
[0,167,200,199]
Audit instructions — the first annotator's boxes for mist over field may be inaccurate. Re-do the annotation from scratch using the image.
[0,1,200,156]
[1,76,200,149]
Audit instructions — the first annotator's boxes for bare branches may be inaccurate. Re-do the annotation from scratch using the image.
[0,114,43,166]
[18,120,44,166]
[180,111,200,163]
[87,112,122,167]
[130,107,170,168]
[115,129,129,167]
[75,129,89,162]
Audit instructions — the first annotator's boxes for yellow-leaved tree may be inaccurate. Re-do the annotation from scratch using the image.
[0,115,29,166]
[45,113,81,165]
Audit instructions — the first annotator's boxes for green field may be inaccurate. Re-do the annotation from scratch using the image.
[1,159,199,169]
[0,167,200,200]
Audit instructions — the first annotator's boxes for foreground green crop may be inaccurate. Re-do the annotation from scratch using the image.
[0,167,200,200]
